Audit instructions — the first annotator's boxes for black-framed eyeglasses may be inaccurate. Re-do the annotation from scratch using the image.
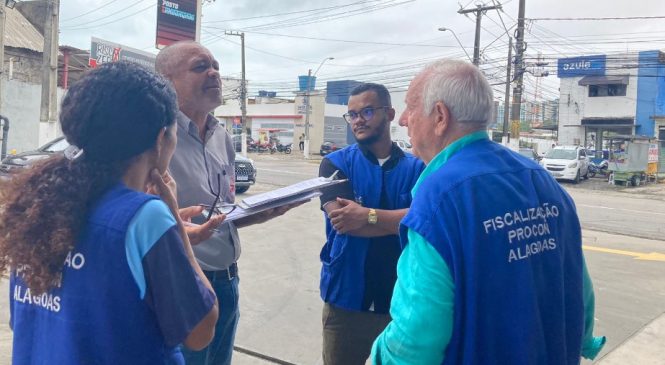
[204,172,236,221]
[343,106,389,124]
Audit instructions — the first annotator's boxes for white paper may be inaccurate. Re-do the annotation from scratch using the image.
[239,175,345,209]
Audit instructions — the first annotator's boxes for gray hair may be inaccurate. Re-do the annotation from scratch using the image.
[421,59,494,127]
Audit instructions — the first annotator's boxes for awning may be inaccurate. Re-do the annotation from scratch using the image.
[578,75,629,86]
[581,118,635,128]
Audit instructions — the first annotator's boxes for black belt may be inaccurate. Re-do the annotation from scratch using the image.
[205,262,238,281]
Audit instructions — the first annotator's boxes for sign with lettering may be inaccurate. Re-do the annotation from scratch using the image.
[156,0,198,48]
[89,37,156,69]
[557,55,606,78]
[648,143,659,163]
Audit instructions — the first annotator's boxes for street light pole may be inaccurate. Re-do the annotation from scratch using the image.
[438,27,472,64]
[303,57,333,159]
[0,2,6,118]
[225,31,247,156]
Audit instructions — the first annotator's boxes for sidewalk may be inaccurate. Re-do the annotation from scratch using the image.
[597,311,665,364]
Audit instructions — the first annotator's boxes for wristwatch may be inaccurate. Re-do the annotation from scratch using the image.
[368,208,378,225]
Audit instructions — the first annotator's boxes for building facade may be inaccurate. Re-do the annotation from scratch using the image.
[557,51,665,149]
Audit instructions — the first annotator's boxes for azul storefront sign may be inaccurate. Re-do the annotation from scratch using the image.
[89,37,156,69]
[156,0,198,48]
[557,55,606,78]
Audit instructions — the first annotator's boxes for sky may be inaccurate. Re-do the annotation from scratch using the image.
[57,0,665,104]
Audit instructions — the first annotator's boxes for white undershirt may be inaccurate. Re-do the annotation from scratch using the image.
[377,157,389,166]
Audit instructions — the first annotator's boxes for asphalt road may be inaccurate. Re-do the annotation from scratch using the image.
[0,154,663,364]
[252,155,665,241]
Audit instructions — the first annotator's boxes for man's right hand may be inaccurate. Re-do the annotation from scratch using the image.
[179,206,226,245]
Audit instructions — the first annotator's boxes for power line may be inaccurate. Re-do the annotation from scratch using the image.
[211,0,414,33]
[61,0,122,22]
[203,27,459,48]
[202,0,383,24]
[61,2,154,30]
[528,15,665,21]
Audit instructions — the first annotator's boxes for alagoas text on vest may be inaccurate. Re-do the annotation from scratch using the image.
[12,250,86,313]
[482,203,559,263]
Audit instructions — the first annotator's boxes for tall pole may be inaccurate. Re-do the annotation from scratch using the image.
[503,37,512,143]
[303,68,312,159]
[458,3,501,66]
[0,2,6,117]
[40,0,59,125]
[472,6,482,65]
[510,0,526,144]
[225,31,247,156]
[239,32,247,157]
[303,57,333,159]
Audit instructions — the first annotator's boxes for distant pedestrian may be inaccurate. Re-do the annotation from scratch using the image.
[372,59,605,364]
[0,61,219,364]
[299,133,305,151]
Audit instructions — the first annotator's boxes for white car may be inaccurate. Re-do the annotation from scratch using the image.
[540,146,589,183]
[395,140,412,153]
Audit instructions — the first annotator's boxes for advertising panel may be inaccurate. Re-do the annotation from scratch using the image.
[156,0,198,48]
[89,37,156,69]
[557,55,606,78]
[648,143,659,163]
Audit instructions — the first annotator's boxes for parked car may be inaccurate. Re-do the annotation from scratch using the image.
[395,140,412,153]
[518,148,540,162]
[234,154,256,194]
[540,146,589,183]
[320,141,342,156]
[0,136,69,178]
[0,136,258,194]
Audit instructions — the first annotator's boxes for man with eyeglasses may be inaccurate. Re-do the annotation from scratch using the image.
[156,41,296,365]
[317,83,425,364]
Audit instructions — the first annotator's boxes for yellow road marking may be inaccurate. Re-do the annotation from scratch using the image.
[583,245,665,262]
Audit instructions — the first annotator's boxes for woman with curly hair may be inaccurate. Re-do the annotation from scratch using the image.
[0,61,219,364]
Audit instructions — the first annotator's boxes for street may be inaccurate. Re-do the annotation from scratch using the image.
[0,154,663,364]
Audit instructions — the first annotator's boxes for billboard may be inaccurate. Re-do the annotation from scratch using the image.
[557,55,606,78]
[89,37,156,69]
[156,0,198,48]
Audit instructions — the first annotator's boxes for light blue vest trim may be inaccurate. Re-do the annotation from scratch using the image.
[125,199,177,299]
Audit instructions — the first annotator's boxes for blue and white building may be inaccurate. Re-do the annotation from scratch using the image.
[557,51,665,149]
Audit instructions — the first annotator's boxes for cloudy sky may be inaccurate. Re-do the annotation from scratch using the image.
[58,0,665,102]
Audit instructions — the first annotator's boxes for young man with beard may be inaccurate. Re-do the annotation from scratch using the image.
[317,83,425,365]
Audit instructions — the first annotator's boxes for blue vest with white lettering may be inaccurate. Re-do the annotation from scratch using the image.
[321,144,423,311]
[10,184,183,365]
[402,139,584,365]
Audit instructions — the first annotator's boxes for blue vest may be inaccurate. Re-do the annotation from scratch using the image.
[320,144,424,311]
[402,140,584,365]
[10,184,184,365]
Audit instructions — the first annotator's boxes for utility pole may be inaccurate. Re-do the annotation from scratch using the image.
[458,3,502,65]
[303,57,333,160]
[304,68,312,159]
[225,31,247,156]
[503,37,512,143]
[40,0,59,129]
[510,0,526,144]
[0,2,6,117]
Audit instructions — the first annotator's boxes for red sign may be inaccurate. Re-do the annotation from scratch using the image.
[156,0,198,48]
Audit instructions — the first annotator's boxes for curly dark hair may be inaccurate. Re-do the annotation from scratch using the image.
[0,61,178,294]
